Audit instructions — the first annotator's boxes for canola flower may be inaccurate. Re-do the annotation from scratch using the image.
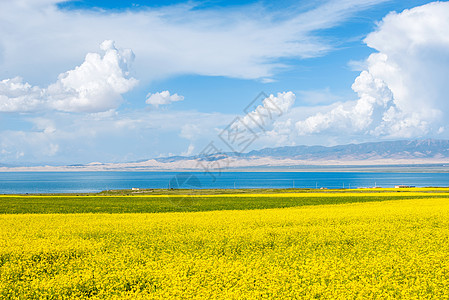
[1,197,449,299]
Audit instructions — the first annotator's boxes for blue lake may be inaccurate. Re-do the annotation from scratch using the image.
[0,171,449,194]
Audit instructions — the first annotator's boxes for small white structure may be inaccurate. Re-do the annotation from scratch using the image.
[131,188,140,191]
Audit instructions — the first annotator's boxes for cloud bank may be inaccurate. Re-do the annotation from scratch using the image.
[2,1,446,164]
[0,40,137,113]
[296,2,449,139]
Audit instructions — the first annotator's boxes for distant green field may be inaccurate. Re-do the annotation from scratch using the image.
[1,188,449,214]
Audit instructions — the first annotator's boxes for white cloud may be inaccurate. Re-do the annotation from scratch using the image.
[296,70,394,135]
[215,92,296,152]
[0,40,137,113]
[264,119,296,146]
[0,0,389,85]
[146,91,184,108]
[48,40,138,112]
[239,92,296,130]
[296,2,449,139]
[0,77,45,112]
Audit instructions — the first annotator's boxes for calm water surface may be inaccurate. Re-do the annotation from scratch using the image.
[0,172,448,194]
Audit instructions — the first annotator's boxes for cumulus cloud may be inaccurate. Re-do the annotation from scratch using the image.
[296,70,394,135]
[216,92,295,152]
[48,40,138,112]
[296,2,449,139]
[0,40,137,113]
[240,92,296,130]
[263,119,296,146]
[0,77,45,112]
[146,91,184,108]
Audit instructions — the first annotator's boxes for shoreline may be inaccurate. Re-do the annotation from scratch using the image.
[2,186,449,196]
[1,163,449,173]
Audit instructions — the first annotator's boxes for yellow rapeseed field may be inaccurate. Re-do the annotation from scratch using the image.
[1,197,449,299]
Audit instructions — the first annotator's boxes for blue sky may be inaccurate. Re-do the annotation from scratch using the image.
[0,0,448,165]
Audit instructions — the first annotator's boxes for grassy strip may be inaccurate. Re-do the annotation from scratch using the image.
[6,187,444,197]
[99,187,449,196]
[1,191,449,214]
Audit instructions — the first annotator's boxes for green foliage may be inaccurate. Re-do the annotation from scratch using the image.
[0,188,448,214]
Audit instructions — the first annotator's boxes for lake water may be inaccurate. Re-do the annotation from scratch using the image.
[0,171,449,194]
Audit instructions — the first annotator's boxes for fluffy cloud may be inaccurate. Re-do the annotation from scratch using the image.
[0,40,137,113]
[239,92,296,130]
[146,91,184,108]
[216,92,295,152]
[263,119,296,146]
[48,40,138,112]
[296,2,449,138]
[296,70,394,135]
[0,77,44,112]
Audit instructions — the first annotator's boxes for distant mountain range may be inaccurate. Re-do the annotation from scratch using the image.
[244,139,449,160]
[155,138,449,163]
[2,139,449,171]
